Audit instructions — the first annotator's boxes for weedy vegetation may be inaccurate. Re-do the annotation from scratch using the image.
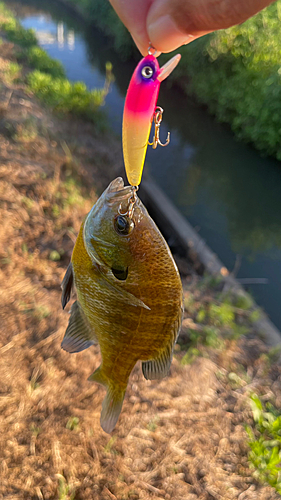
[0,2,113,126]
[175,2,281,161]
[66,416,80,431]
[247,394,281,494]
[0,15,37,47]
[27,69,111,123]
[2,59,21,83]
[179,276,260,365]
[57,474,76,500]
[20,45,66,78]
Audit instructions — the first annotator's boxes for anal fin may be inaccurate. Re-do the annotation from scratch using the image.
[89,367,126,434]
[61,300,98,353]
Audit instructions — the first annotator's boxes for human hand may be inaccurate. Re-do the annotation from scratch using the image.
[108,0,275,55]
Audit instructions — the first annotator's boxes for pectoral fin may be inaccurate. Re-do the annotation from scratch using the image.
[101,270,150,311]
[61,262,74,309]
[61,300,98,353]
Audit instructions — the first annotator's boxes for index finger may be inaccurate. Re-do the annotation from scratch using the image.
[108,0,152,56]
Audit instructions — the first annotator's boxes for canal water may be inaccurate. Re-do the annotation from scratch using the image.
[7,0,281,330]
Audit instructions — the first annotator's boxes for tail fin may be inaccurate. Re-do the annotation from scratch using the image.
[88,367,126,434]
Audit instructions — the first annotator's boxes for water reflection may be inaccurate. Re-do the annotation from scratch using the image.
[33,20,75,49]
[149,84,281,258]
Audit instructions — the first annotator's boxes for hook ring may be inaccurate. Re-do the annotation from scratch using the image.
[118,186,139,218]
[148,42,157,56]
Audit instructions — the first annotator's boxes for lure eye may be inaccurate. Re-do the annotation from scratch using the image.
[114,215,134,236]
[141,65,154,79]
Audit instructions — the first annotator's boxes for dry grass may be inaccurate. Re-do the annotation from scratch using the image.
[0,38,281,500]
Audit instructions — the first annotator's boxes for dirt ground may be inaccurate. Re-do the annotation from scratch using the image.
[0,38,281,500]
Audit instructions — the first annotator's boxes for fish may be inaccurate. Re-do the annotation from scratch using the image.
[61,177,183,433]
[122,53,181,187]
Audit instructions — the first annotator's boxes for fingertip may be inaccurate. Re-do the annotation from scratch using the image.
[147,14,191,53]
[131,34,162,58]
[131,34,149,57]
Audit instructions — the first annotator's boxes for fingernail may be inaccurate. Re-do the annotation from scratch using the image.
[148,15,190,53]
[132,34,161,57]
[131,34,148,57]
[184,34,195,45]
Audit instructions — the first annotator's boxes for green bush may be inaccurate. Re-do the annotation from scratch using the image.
[0,1,112,125]
[167,1,281,160]
[27,70,107,123]
[0,18,37,47]
[24,46,65,78]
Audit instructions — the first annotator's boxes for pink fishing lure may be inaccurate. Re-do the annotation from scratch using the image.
[122,53,181,186]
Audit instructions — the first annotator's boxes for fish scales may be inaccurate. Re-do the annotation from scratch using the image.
[61,177,183,433]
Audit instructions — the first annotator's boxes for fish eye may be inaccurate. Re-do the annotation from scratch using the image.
[141,65,154,79]
[114,215,134,235]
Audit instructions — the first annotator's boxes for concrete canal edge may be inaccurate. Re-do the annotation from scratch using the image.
[140,177,281,348]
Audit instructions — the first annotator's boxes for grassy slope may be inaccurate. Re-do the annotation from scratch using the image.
[0,0,113,126]
[0,8,281,500]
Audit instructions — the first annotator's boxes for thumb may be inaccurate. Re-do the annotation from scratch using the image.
[147,0,208,53]
[147,0,276,53]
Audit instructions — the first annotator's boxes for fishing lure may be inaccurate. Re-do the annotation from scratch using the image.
[122,47,181,187]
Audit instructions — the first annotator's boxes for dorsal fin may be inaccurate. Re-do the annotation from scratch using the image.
[61,262,73,309]
[61,301,98,353]
[142,343,173,380]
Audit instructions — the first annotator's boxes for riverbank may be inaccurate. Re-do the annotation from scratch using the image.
[56,0,281,162]
[1,6,281,499]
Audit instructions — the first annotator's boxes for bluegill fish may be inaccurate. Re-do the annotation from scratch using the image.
[61,178,183,433]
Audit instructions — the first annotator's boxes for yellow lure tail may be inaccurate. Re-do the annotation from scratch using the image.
[88,367,126,434]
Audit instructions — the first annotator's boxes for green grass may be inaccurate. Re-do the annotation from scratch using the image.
[0,2,112,125]
[21,45,65,78]
[4,60,21,83]
[27,70,108,123]
[57,474,76,500]
[0,17,37,47]
[66,416,80,431]
[179,277,261,365]
[247,394,281,494]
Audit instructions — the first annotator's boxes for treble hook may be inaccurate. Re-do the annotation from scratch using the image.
[148,107,170,150]
[118,186,139,218]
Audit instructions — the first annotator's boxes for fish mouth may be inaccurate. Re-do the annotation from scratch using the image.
[106,177,135,204]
